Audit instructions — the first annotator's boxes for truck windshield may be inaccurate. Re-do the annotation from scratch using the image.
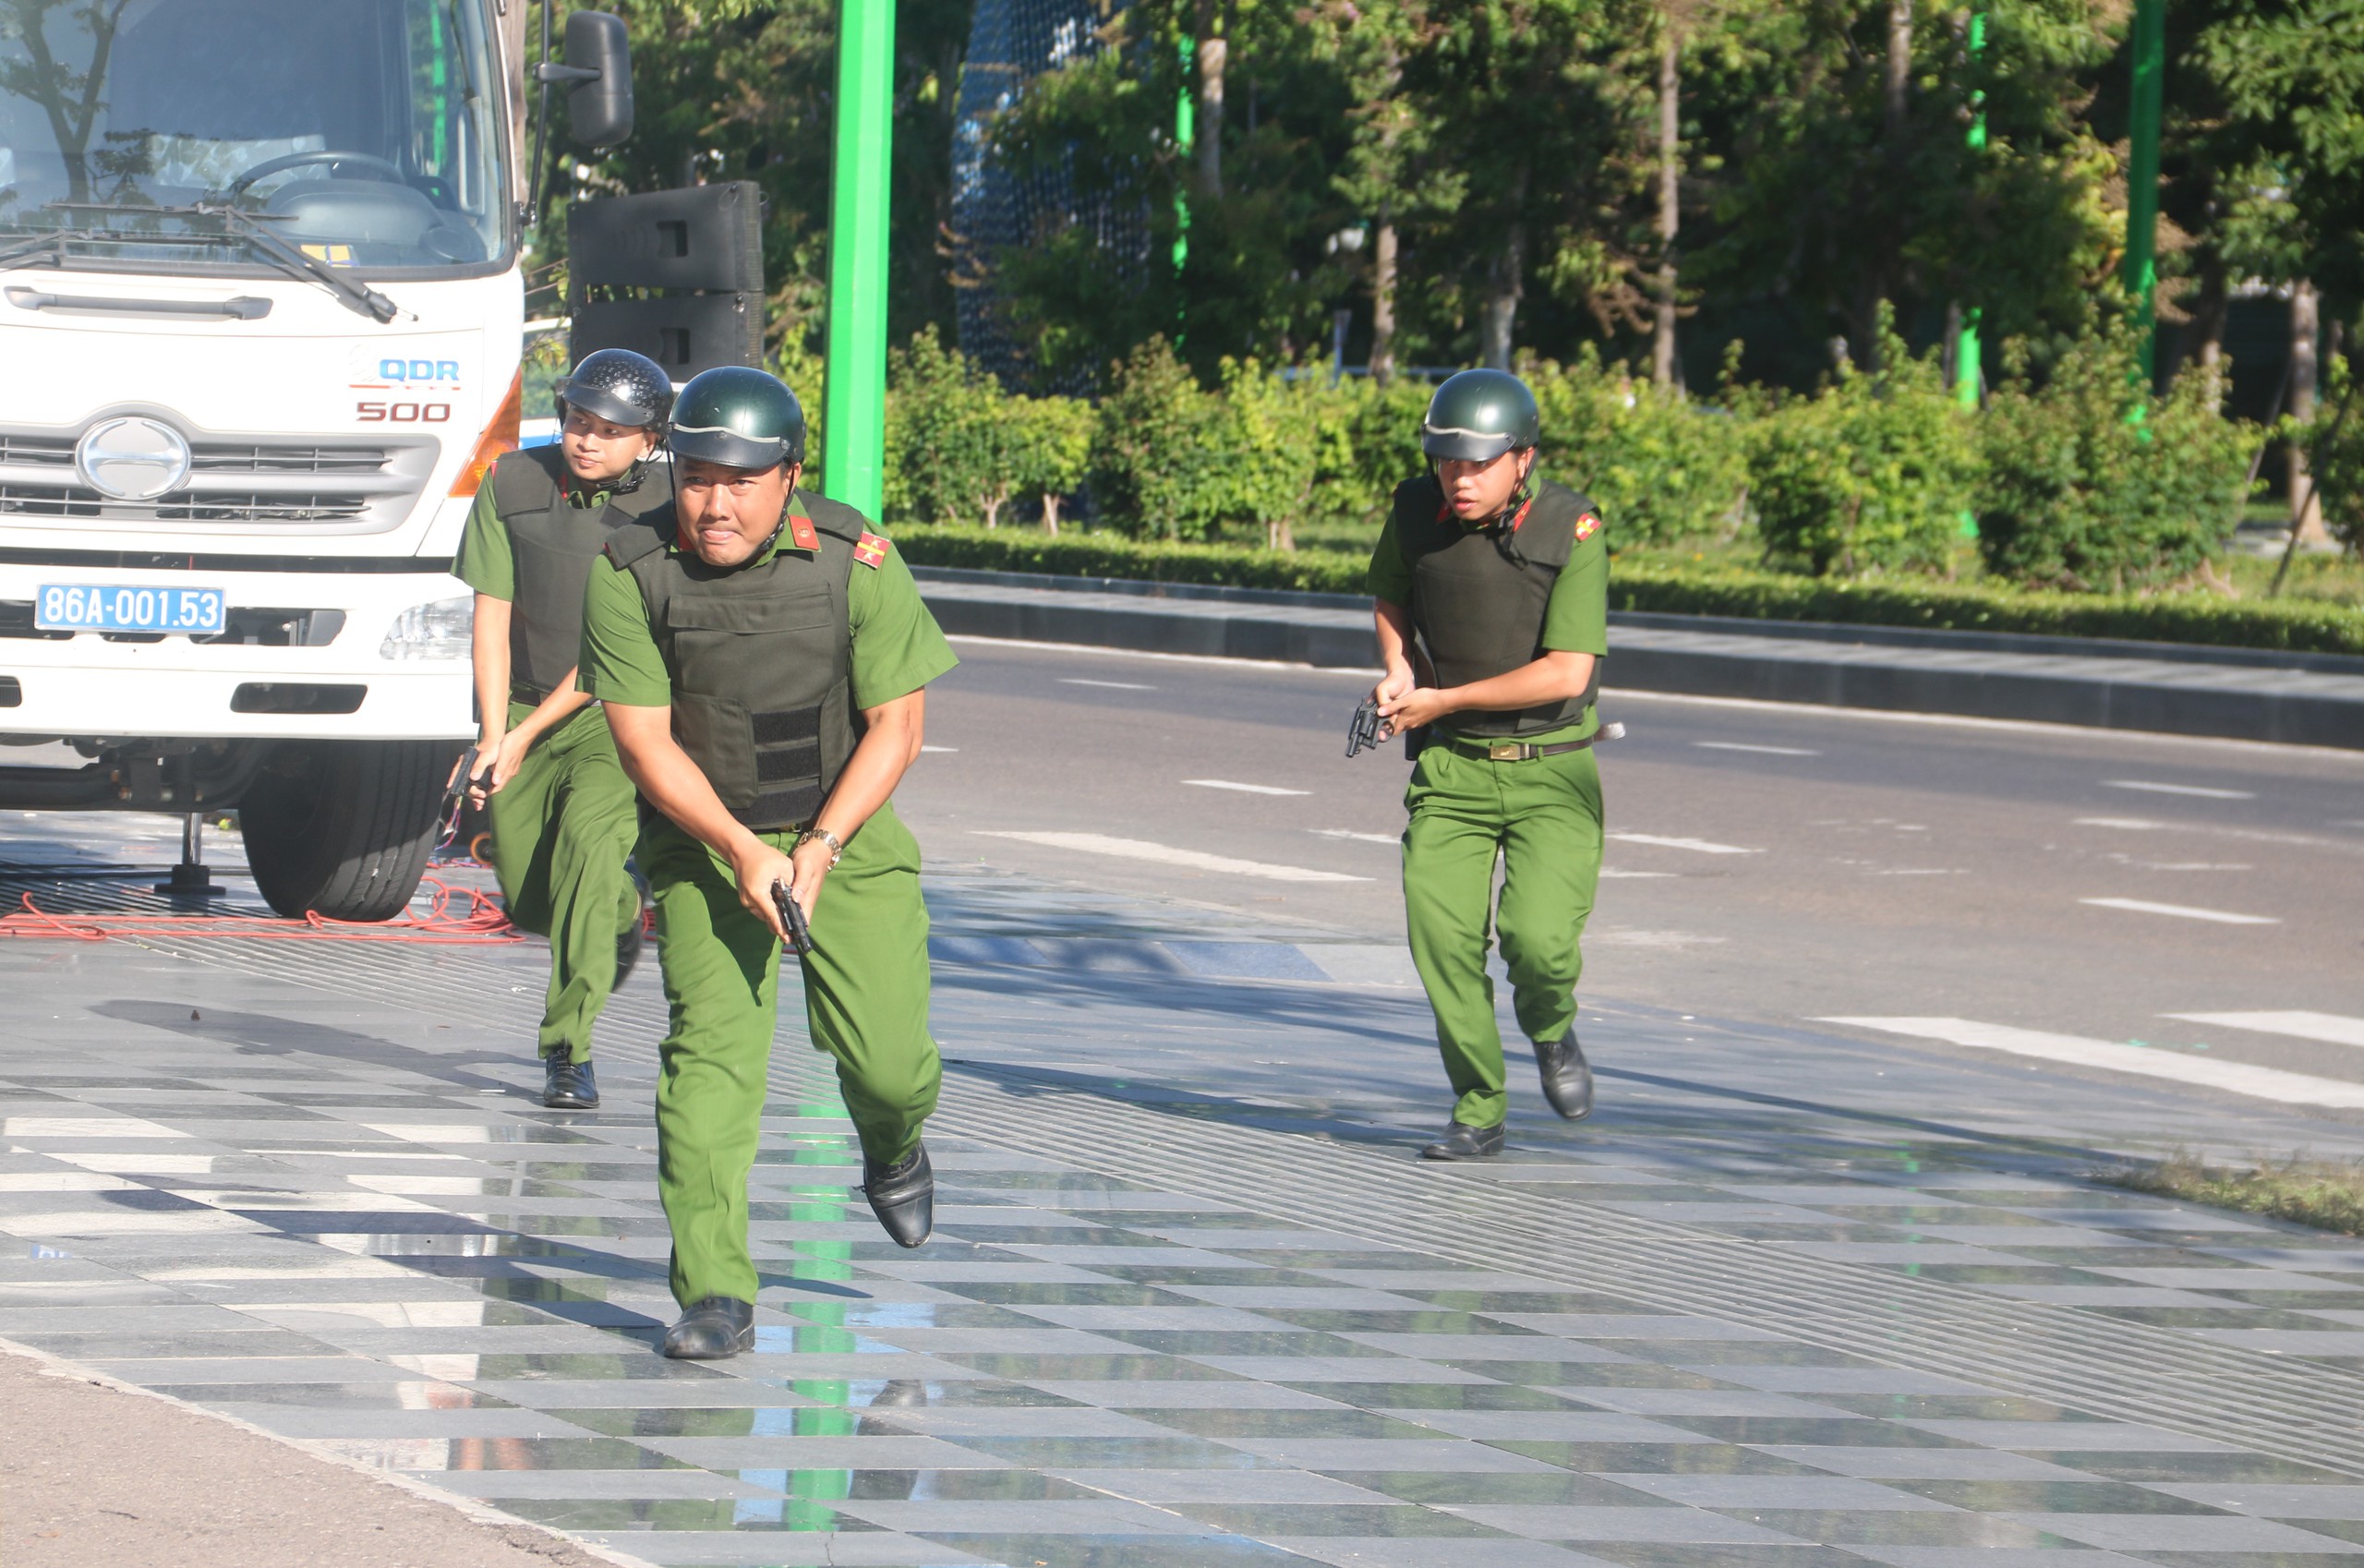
[0,0,507,272]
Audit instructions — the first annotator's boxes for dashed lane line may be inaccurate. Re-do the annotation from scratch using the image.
[1606,831,1760,855]
[1818,1017,2364,1110]
[2166,1012,2364,1050]
[1057,677,1157,691]
[1694,742,1820,757]
[973,830,1369,883]
[1310,828,1397,845]
[1185,779,1311,797]
[2105,779,2259,801]
[2080,897,2280,926]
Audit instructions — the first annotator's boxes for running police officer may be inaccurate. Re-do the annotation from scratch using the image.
[1369,369,1607,1160]
[578,366,957,1359]
[453,349,676,1110]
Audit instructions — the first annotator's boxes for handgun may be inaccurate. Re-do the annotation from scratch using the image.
[440,744,482,830]
[770,879,815,957]
[1346,696,1383,759]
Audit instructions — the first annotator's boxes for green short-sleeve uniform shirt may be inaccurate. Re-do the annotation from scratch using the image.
[452,476,612,604]
[1365,478,1609,657]
[578,515,958,711]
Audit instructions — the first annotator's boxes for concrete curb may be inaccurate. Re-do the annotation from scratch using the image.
[911,565,2364,750]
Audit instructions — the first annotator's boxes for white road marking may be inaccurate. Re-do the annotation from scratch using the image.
[1606,832,1760,855]
[1059,678,1156,691]
[1818,1017,2364,1109]
[2080,897,2279,925]
[2077,818,2166,830]
[2105,779,2257,801]
[975,831,1369,883]
[1186,779,1310,797]
[1311,828,1398,844]
[921,745,959,753]
[1694,742,1819,757]
[2166,1012,2364,1050]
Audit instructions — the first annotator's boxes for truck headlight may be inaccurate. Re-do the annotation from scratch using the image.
[380,596,474,659]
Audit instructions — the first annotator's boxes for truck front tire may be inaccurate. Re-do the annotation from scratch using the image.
[241,740,459,922]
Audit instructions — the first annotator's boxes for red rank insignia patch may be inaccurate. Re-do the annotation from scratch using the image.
[1574,512,1600,542]
[786,512,821,552]
[852,531,891,569]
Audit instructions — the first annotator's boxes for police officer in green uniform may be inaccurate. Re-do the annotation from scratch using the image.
[1369,368,1608,1160]
[578,366,958,1359]
[453,349,676,1110]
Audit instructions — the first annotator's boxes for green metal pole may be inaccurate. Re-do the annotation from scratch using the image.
[1173,37,1193,306]
[2123,0,2164,387]
[822,0,895,518]
[1953,6,1985,412]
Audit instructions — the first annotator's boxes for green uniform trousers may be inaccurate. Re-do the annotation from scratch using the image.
[1402,737,1605,1128]
[485,701,642,1063]
[641,803,941,1308]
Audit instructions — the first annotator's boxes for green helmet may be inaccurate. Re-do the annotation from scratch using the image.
[1420,368,1540,462]
[668,365,807,469]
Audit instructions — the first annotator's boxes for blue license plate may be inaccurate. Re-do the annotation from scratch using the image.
[36,583,227,635]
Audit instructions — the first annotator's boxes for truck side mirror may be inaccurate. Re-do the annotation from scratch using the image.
[561,11,633,149]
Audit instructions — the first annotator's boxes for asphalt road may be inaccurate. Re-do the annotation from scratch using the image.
[899,634,2364,1089]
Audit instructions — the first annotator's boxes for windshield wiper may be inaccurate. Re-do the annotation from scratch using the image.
[0,227,132,271]
[187,203,401,324]
[30,201,402,323]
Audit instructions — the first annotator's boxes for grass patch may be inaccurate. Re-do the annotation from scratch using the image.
[2096,1150,2364,1236]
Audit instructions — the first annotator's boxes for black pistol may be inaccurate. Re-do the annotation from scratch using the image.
[771,879,815,957]
[440,744,482,830]
[1346,696,1383,759]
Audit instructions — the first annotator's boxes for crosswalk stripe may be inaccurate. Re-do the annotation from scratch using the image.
[2080,898,2279,925]
[2166,1012,2364,1050]
[1817,1016,2364,1109]
[975,831,1369,883]
[1607,832,1758,855]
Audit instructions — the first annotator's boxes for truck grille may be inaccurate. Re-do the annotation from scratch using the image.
[0,424,439,534]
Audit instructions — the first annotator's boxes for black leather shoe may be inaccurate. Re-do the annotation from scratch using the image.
[1420,1121,1505,1161]
[863,1140,934,1248]
[1536,1030,1595,1121]
[662,1296,754,1359]
[543,1055,599,1109]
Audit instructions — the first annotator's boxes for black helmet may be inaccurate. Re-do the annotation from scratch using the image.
[556,348,673,431]
[667,366,807,469]
[1421,368,1541,462]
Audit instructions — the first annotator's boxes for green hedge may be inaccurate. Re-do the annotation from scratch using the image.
[895,525,2364,657]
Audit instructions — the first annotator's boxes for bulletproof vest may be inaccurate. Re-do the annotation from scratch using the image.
[489,446,675,697]
[605,490,865,832]
[1395,474,1599,740]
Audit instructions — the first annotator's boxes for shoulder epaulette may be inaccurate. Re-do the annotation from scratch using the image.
[852,531,891,569]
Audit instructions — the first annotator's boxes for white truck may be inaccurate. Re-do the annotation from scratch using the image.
[0,0,629,918]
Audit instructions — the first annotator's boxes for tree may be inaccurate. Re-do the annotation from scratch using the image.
[550,0,971,355]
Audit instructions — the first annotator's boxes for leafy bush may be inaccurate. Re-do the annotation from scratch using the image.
[2300,356,2364,556]
[893,525,2364,655]
[1743,320,1979,577]
[1978,324,2253,590]
[1528,347,1749,546]
[884,328,1093,530]
[1091,337,1226,539]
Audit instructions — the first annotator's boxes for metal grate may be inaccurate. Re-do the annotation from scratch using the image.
[952,0,1146,391]
[0,424,435,532]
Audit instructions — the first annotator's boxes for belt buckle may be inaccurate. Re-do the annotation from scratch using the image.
[1487,742,1526,762]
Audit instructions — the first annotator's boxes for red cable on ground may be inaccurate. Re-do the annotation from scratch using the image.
[0,876,519,945]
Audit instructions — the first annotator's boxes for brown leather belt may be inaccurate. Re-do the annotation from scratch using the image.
[1441,721,1625,762]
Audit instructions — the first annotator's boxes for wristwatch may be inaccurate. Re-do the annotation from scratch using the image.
[802,826,845,867]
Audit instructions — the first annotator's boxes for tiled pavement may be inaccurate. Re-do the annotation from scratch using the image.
[5,840,2364,1565]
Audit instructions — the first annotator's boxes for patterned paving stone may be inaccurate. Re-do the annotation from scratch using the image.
[7,853,2364,1567]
